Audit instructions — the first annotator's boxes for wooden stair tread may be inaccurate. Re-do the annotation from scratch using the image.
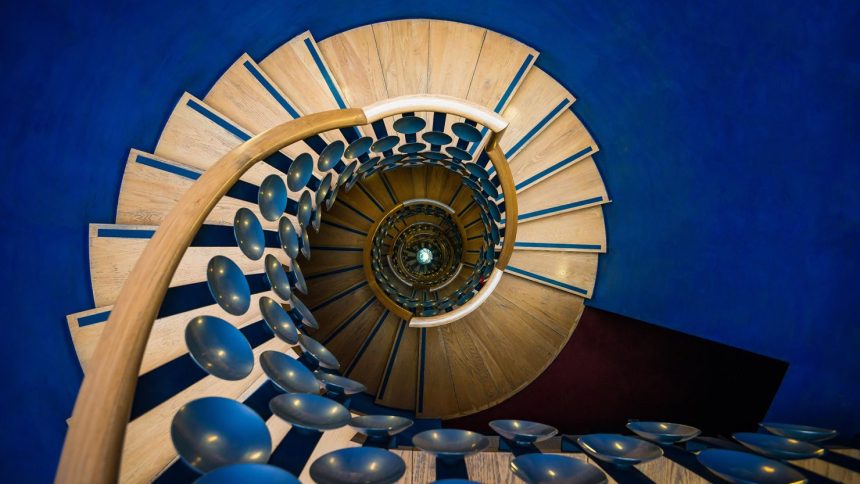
[513,156,609,223]
[375,322,419,410]
[344,311,400,395]
[515,205,606,253]
[506,249,598,297]
[507,109,598,191]
[497,67,573,158]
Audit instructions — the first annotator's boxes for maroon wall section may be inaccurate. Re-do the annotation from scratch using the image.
[445,307,787,436]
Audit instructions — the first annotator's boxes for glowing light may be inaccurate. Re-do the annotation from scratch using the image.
[762,465,776,473]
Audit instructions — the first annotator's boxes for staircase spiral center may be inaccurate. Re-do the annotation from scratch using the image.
[416,248,433,265]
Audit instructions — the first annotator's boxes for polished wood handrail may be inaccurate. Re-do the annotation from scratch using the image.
[363,201,414,320]
[409,131,518,328]
[56,109,367,483]
[57,95,517,482]
[485,131,518,269]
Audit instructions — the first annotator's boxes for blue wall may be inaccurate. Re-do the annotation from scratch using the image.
[1,0,858,479]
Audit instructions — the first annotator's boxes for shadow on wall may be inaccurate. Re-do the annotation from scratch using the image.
[445,307,787,435]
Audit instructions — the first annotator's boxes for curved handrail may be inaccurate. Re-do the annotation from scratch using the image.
[57,95,517,483]
[410,268,504,327]
[363,201,414,320]
[407,131,518,328]
[56,109,367,483]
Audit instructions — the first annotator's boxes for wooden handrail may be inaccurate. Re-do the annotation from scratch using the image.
[57,95,517,482]
[485,131,518,269]
[56,109,366,483]
[408,132,518,328]
[363,202,414,320]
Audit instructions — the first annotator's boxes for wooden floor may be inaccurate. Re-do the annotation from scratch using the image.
[388,437,860,484]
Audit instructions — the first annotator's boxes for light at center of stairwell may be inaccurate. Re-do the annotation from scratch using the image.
[417,248,433,265]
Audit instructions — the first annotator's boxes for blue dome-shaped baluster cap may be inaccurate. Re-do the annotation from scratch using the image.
[207,255,251,315]
[315,372,366,396]
[577,434,663,467]
[318,141,345,172]
[446,146,473,161]
[326,184,341,210]
[733,432,825,460]
[288,153,314,191]
[269,393,351,432]
[480,177,499,199]
[259,350,324,394]
[185,316,254,380]
[297,190,314,229]
[196,463,299,484]
[288,294,318,329]
[422,151,449,161]
[316,172,334,208]
[464,163,489,180]
[371,135,399,153]
[298,334,340,370]
[278,217,300,260]
[398,142,426,154]
[310,207,322,232]
[358,156,379,174]
[422,131,453,146]
[759,422,838,442]
[393,115,426,134]
[264,254,292,301]
[510,454,607,484]
[233,208,266,260]
[259,296,298,344]
[337,161,357,188]
[286,260,308,294]
[381,154,406,166]
[697,449,807,484]
[170,397,272,473]
[412,429,490,461]
[310,447,406,484]
[258,175,288,222]
[452,122,482,143]
[487,200,502,223]
[349,415,414,439]
[625,421,701,445]
[489,420,558,446]
[300,229,311,260]
[345,136,373,159]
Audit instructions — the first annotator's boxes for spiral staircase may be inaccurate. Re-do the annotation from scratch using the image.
[61,20,611,482]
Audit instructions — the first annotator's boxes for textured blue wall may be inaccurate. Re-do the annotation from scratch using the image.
[1,0,858,479]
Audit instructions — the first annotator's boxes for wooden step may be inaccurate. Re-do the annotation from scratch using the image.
[505,250,598,297]
[375,321,419,410]
[514,206,606,253]
[119,338,289,483]
[154,93,285,187]
[507,109,598,192]
[354,175,397,212]
[259,31,365,139]
[325,197,377,231]
[415,327,458,418]
[306,282,376,344]
[304,267,367,309]
[467,30,538,114]
[509,156,609,224]
[88,224,279,307]
[115,149,280,230]
[343,310,401,395]
[67,289,274,375]
[496,67,573,159]
[203,54,323,161]
[415,274,584,418]
[307,213,368,249]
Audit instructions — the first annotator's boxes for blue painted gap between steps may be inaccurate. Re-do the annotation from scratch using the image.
[515,241,602,250]
[506,265,587,295]
[310,280,369,312]
[302,37,362,140]
[97,224,280,248]
[322,297,376,345]
[242,60,300,118]
[515,146,593,191]
[377,320,407,399]
[503,98,570,158]
[344,309,389,376]
[305,264,362,280]
[321,218,367,236]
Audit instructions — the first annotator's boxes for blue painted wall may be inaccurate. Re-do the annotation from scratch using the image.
[1,0,858,479]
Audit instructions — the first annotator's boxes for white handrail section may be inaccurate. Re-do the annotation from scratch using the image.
[409,268,504,328]
[363,94,509,133]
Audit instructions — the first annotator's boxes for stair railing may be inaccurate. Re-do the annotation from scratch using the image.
[56,95,513,483]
